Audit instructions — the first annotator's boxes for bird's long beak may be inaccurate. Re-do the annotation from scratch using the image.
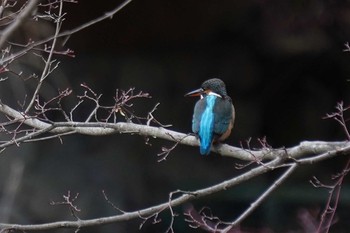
[184,88,204,97]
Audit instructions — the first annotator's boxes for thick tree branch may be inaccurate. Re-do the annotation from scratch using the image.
[0,102,349,160]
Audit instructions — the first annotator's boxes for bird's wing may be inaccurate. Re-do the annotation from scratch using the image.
[213,98,235,135]
[192,98,207,133]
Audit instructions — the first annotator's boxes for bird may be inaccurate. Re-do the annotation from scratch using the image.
[185,78,235,155]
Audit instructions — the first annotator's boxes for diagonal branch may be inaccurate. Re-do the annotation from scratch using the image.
[0,0,39,49]
[1,0,133,65]
[0,157,286,232]
[221,163,298,232]
[60,0,133,36]
[316,157,350,233]
[1,149,347,232]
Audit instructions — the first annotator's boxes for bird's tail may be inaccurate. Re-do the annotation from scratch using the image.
[199,135,213,155]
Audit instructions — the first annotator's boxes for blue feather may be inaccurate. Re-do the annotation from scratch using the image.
[198,95,216,155]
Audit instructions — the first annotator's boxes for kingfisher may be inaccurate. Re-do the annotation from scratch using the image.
[185,78,235,155]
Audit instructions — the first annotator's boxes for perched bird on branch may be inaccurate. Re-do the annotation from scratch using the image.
[185,78,235,155]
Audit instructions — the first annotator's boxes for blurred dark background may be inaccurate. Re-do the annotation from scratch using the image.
[1,0,350,232]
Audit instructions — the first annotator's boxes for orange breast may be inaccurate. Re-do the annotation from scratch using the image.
[216,104,235,142]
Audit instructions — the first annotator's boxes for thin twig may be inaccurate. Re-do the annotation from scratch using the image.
[221,163,298,233]
[0,0,39,49]
[1,0,133,65]
[316,158,350,233]
[25,0,64,113]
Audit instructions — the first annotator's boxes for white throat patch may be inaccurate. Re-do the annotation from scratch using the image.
[200,91,222,99]
[207,91,222,98]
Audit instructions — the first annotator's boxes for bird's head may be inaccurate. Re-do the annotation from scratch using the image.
[184,78,227,98]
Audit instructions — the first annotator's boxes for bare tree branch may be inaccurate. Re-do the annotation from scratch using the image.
[1,0,133,65]
[1,141,347,233]
[1,101,350,160]
[25,0,65,113]
[0,101,349,160]
[0,0,39,49]
[221,163,298,232]
[0,157,286,232]
[315,156,350,233]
